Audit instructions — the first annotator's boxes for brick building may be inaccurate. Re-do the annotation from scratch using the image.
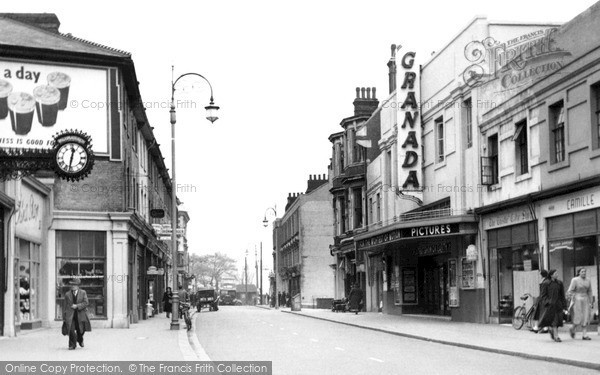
[0,13,180,336]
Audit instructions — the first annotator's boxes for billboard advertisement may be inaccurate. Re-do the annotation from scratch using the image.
[0,59,110,153]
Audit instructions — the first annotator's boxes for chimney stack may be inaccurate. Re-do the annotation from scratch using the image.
[353,86,379,117]
[306,172,329,194]
[388,44,397,94]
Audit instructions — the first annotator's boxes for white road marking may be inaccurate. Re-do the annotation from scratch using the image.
[310,338,318,342]
[334,347,345,351]
[369,357,384,363]
[292,332,298,335]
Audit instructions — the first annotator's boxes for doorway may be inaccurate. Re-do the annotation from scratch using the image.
[0,207,4,335]
[419,255,449,316]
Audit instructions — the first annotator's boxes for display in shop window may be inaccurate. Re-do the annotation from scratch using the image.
[461,257,476,289]
[402,267,418,304]
[448,258,459,307]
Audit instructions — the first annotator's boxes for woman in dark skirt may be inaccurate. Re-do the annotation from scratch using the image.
[163,287,173,318]
[538,269,567,342]
[532,269,550,333]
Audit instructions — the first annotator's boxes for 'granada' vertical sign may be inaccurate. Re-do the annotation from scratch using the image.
[397,50,422,198]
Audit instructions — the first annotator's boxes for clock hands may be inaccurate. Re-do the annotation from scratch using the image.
[68,146,75,172]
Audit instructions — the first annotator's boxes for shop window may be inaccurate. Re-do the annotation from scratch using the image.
[55,231,106,319]
[549,236,597,291]
[17,239,40,324]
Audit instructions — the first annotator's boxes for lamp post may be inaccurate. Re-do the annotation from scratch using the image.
[169,68,219,330]
[263,206,277,307]
[244,249,248,305]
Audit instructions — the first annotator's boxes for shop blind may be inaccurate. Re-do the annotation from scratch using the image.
[574,210,597,236]
[488,230,497,248]
[511,223,529,246]
[497,227,512,247]
[548,214,574,240]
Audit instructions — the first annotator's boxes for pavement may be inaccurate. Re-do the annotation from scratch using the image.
[0,312,203,361]
[257,305,600,371]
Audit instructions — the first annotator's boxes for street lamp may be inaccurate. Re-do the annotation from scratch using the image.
[244,249,248,305]
[263,206,277,307]
[169,68,219,330]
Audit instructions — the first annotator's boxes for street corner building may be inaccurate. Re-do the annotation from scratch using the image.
[0,13,185,336]
[272,174,335,309]
[320,2,600,324]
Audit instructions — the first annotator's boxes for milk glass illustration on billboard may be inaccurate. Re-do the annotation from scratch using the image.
[33,85,60,126]
[0,79,13,119]
[8,92,36,135]
[47,71,71,110]
[0,60,109,153]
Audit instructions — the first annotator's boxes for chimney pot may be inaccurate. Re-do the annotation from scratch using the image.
[391,44,397,58]
[355,87,360,98]
[372,87,377,99]
[361,87,366,99]
[366,87,371,99]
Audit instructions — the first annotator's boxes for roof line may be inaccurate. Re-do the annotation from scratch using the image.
[0,16,130,57]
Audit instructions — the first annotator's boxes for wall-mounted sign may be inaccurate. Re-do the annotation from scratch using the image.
[448,259,459,307]
[150,209,165,218]
[357,223,459,250]
[466,244,478,261]
[483,207,534,230]
[0,60,109,153]
[397,49,422,200]
[415,241,451,257]
[461,257,476,289]
[15,182,44,241]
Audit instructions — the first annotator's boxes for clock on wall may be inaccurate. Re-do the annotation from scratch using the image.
[52,130,94,181]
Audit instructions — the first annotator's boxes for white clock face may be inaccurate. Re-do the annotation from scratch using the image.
[56,143,88,173]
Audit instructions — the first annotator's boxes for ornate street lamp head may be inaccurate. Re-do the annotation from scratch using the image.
[262,216,268,227]
[205,98,220,123]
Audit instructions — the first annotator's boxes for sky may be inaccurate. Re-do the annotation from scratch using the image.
[4,0,599,287]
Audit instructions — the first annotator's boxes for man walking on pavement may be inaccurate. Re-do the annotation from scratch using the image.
[63,278,91,350]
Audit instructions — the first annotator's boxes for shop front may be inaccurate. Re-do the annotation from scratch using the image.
[539,186,600,323]
[483,206,539,324]
[357,220,482,322]
[14,179,50,332]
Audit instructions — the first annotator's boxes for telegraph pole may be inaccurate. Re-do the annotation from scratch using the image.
[260,242,263,305]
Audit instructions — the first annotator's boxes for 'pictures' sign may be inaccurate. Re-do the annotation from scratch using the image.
[397,50,422,199]
[0,60,109,153]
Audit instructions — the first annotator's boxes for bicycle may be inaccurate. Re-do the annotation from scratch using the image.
[512,293,537,330]
[179,301,192,331]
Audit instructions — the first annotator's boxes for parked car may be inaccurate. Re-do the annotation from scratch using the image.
[196,289,218,312]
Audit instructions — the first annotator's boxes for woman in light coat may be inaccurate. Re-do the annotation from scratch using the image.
[567,268,593,340]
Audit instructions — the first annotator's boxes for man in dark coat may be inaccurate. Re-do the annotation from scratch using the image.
[538,269,567,342]
[63,278,91,350]
[348,284,363,314]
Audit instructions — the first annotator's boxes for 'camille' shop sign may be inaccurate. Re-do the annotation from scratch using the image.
[357,224,459,250]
